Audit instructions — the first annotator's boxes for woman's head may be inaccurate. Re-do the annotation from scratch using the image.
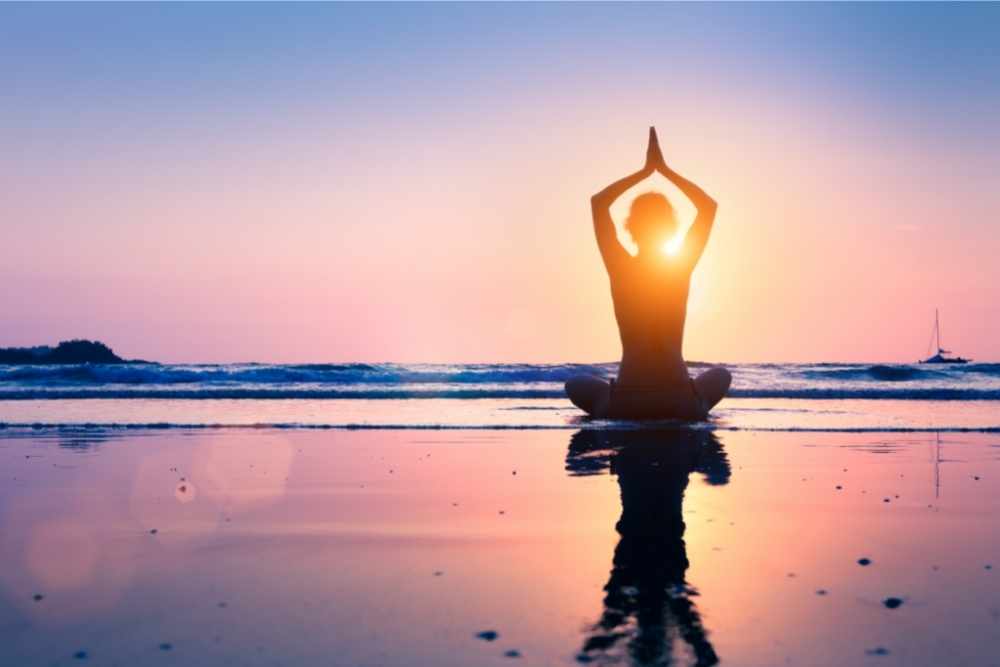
[625,192,676,252]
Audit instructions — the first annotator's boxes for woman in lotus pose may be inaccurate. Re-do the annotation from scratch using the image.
[565,128,731,420]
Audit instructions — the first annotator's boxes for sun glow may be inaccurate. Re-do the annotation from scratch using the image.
[662,235,683,256]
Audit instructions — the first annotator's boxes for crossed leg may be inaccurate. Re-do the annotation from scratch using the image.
[566,367,731,419]
[564,375,611,418]
[693,366,732,412]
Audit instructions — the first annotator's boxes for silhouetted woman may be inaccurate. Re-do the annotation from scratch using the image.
[566,128,731,420]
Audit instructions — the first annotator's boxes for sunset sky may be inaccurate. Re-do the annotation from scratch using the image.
[3,3,999,364]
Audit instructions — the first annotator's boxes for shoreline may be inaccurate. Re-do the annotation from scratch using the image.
[2,397,1000,432]
[5,423,1000,433]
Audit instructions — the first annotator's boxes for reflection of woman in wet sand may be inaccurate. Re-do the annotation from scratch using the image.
[566,128,730,420]
[566,429,730,666]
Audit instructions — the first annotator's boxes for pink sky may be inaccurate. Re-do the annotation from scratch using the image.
[3,4,998,363]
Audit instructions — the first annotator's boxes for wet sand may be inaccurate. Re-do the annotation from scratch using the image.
[1,428,998,666]
[3,397,1000,430]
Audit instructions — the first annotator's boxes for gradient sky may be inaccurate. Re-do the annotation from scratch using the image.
[2,3,999,363]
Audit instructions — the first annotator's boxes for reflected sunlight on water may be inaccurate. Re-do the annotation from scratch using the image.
[0,428,998,666]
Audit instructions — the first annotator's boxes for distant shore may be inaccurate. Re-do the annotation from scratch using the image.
[0,340,137,365]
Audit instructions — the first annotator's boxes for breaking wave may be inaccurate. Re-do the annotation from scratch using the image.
[1,362,998,400]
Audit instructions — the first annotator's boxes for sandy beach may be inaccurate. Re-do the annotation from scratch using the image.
[2,427,997,666]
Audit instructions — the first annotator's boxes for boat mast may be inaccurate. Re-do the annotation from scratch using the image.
[935,308,941,353]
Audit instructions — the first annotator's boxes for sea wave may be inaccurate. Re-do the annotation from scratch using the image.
[2,362,999,400]
[798,364,945,382]
[3,387,1000,400]
[0,362,613,386]
[2,422,1000,433]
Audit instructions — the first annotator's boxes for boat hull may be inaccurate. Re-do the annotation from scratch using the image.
[921,356,970,364]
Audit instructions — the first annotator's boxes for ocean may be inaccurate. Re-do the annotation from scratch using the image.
[2,361,999,431]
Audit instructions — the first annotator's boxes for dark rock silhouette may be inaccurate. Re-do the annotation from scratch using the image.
[0,340,126,365]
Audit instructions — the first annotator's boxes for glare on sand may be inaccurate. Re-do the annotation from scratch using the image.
[3,429,1000,666]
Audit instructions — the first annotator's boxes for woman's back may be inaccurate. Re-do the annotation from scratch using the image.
[609,258,691,388]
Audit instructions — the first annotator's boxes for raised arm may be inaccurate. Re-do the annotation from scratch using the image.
[591,167,650,270]
[648,128,718,271]
[591,131,660,271]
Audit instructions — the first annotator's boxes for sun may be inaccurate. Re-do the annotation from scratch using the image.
[661,235,683,256]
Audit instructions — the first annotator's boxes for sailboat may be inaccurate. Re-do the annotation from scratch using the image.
[921,309,970,364]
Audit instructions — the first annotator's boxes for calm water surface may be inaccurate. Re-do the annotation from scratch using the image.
[1,428,998,666]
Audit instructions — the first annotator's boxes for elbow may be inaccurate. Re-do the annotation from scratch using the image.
[702,197,718,218]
